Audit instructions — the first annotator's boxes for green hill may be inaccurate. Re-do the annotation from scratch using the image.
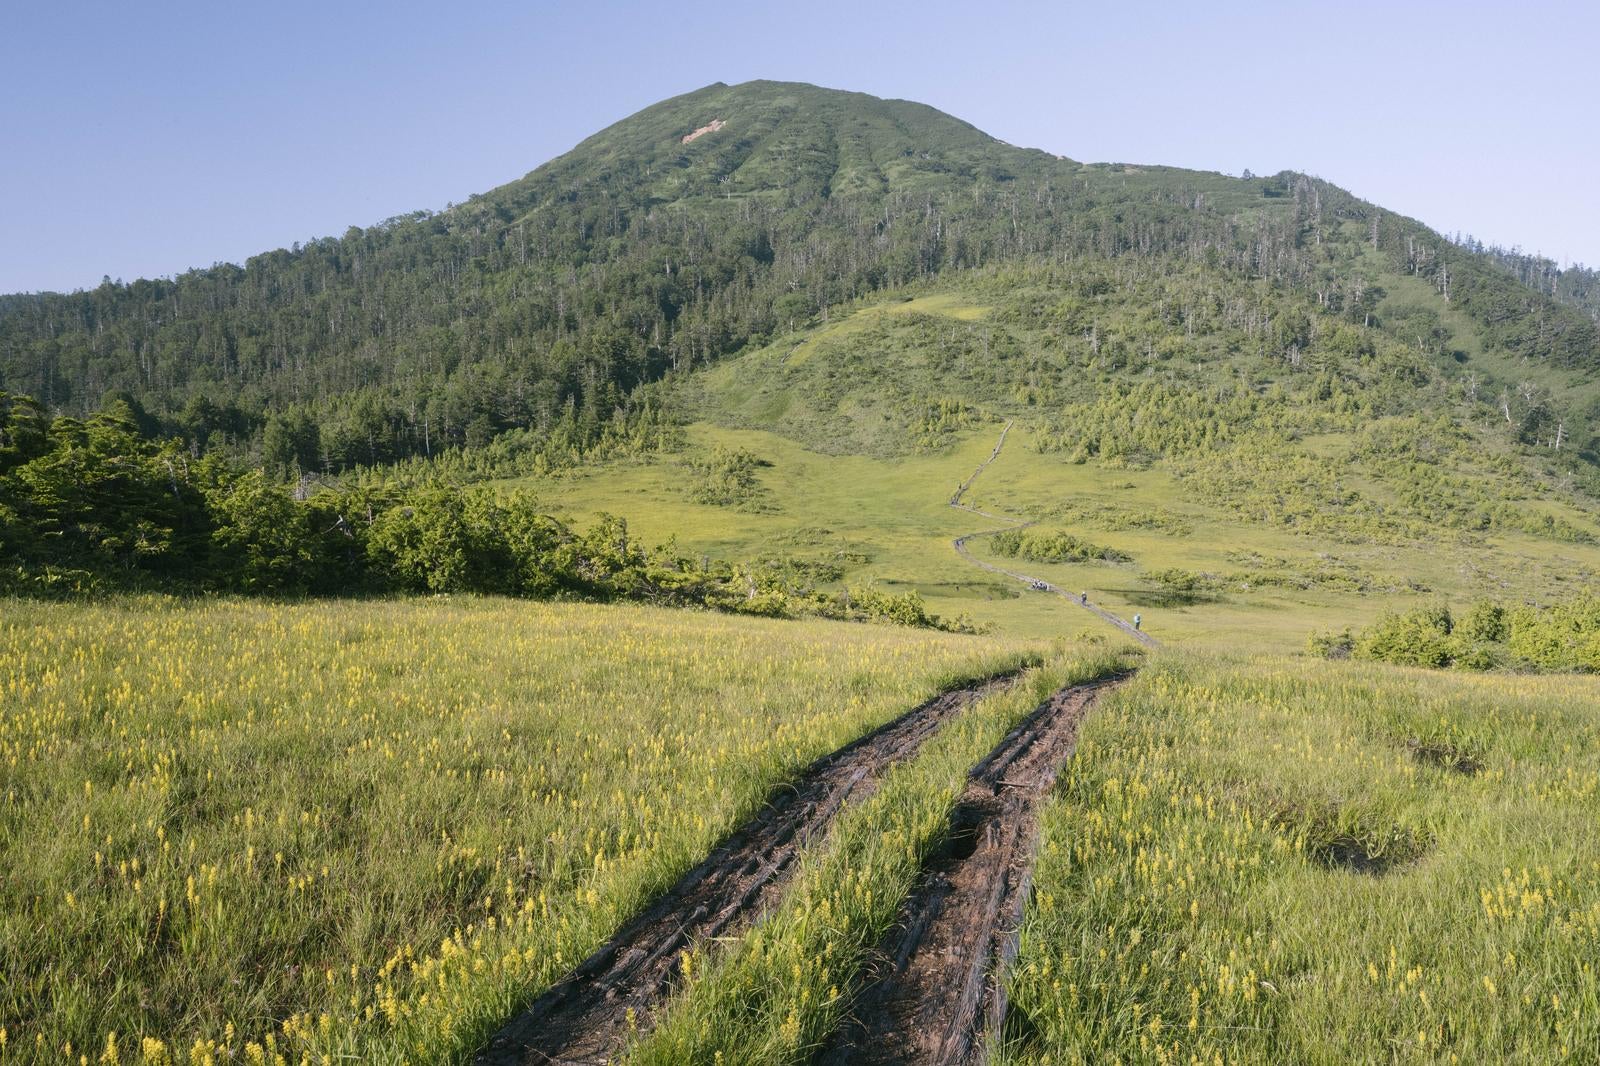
[3,79,1599,648]
[2,80,1594,467]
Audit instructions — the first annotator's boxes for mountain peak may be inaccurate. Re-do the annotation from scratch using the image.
[486,78,1047,222]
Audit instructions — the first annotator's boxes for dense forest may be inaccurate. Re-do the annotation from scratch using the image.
[2,81,1596,474]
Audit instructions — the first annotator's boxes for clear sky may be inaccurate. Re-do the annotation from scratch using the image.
[3,0,1594,293]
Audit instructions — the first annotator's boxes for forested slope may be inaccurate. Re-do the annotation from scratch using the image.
[3,80,1594,474]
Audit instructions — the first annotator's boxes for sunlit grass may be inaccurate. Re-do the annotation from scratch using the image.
[521,418,1600,653]
[1000,652,1600,1063]
[0,595,1033,1064]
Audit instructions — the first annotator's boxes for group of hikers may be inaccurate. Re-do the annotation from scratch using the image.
[1018,576,1146,633]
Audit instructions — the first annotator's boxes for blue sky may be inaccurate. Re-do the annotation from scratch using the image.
[3,0,1594,293]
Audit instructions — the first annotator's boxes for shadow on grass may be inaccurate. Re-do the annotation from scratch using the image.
[1099,585,1225,609]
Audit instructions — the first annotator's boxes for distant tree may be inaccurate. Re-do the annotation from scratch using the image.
[0,392,51,471]
[263,409,322,475]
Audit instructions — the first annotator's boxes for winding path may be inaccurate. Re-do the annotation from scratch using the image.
[950,422,1158,648]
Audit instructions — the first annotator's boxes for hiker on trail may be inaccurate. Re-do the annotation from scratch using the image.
[1080,591,1088,605]
[1133,613,1142,631]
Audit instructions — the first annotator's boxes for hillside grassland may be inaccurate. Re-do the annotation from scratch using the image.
[489,250,1600,651]
[517,415,1600,652]
[0,596,1038,1063]
[1004,653,1600,1063]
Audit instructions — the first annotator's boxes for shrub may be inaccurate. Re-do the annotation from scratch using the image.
[1505,594,1600,672]
[846,585,938,628]
[207,468,316,591]
[1345,594,1600,673]
[1456,601,1508,644]
[1450,640,1506,672]
[1308,628,1355,660]
[990,527,1130,564]
[685,447,770,508]
[1353,606,1455,668]
[1148,568,1223,593]
[365,488,504,593]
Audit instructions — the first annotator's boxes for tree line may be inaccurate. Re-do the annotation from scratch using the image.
[0,389,966,629]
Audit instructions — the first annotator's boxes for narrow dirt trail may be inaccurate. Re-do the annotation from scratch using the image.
[475,671,1024,1066]
[816,672,1130,1065]
[950,422,1157,648]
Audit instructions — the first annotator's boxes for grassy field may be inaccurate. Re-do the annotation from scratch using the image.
[521,643,1600,1066]
[518,416,1600,653]
[0,596,1037,1063]
[4,513,1597,1064]
[1001,653,1600,1063]
[484,266,1600,655]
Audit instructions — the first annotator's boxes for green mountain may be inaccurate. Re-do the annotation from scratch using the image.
[4,79,1600,643]
[2,79,1594,471]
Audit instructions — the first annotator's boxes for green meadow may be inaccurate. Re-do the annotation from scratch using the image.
[514,418,1600,653]
[506,270,1600,654]
[1002,652,1600,1064]
[6,77,1600,1065]
[0,597,1036,1063]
